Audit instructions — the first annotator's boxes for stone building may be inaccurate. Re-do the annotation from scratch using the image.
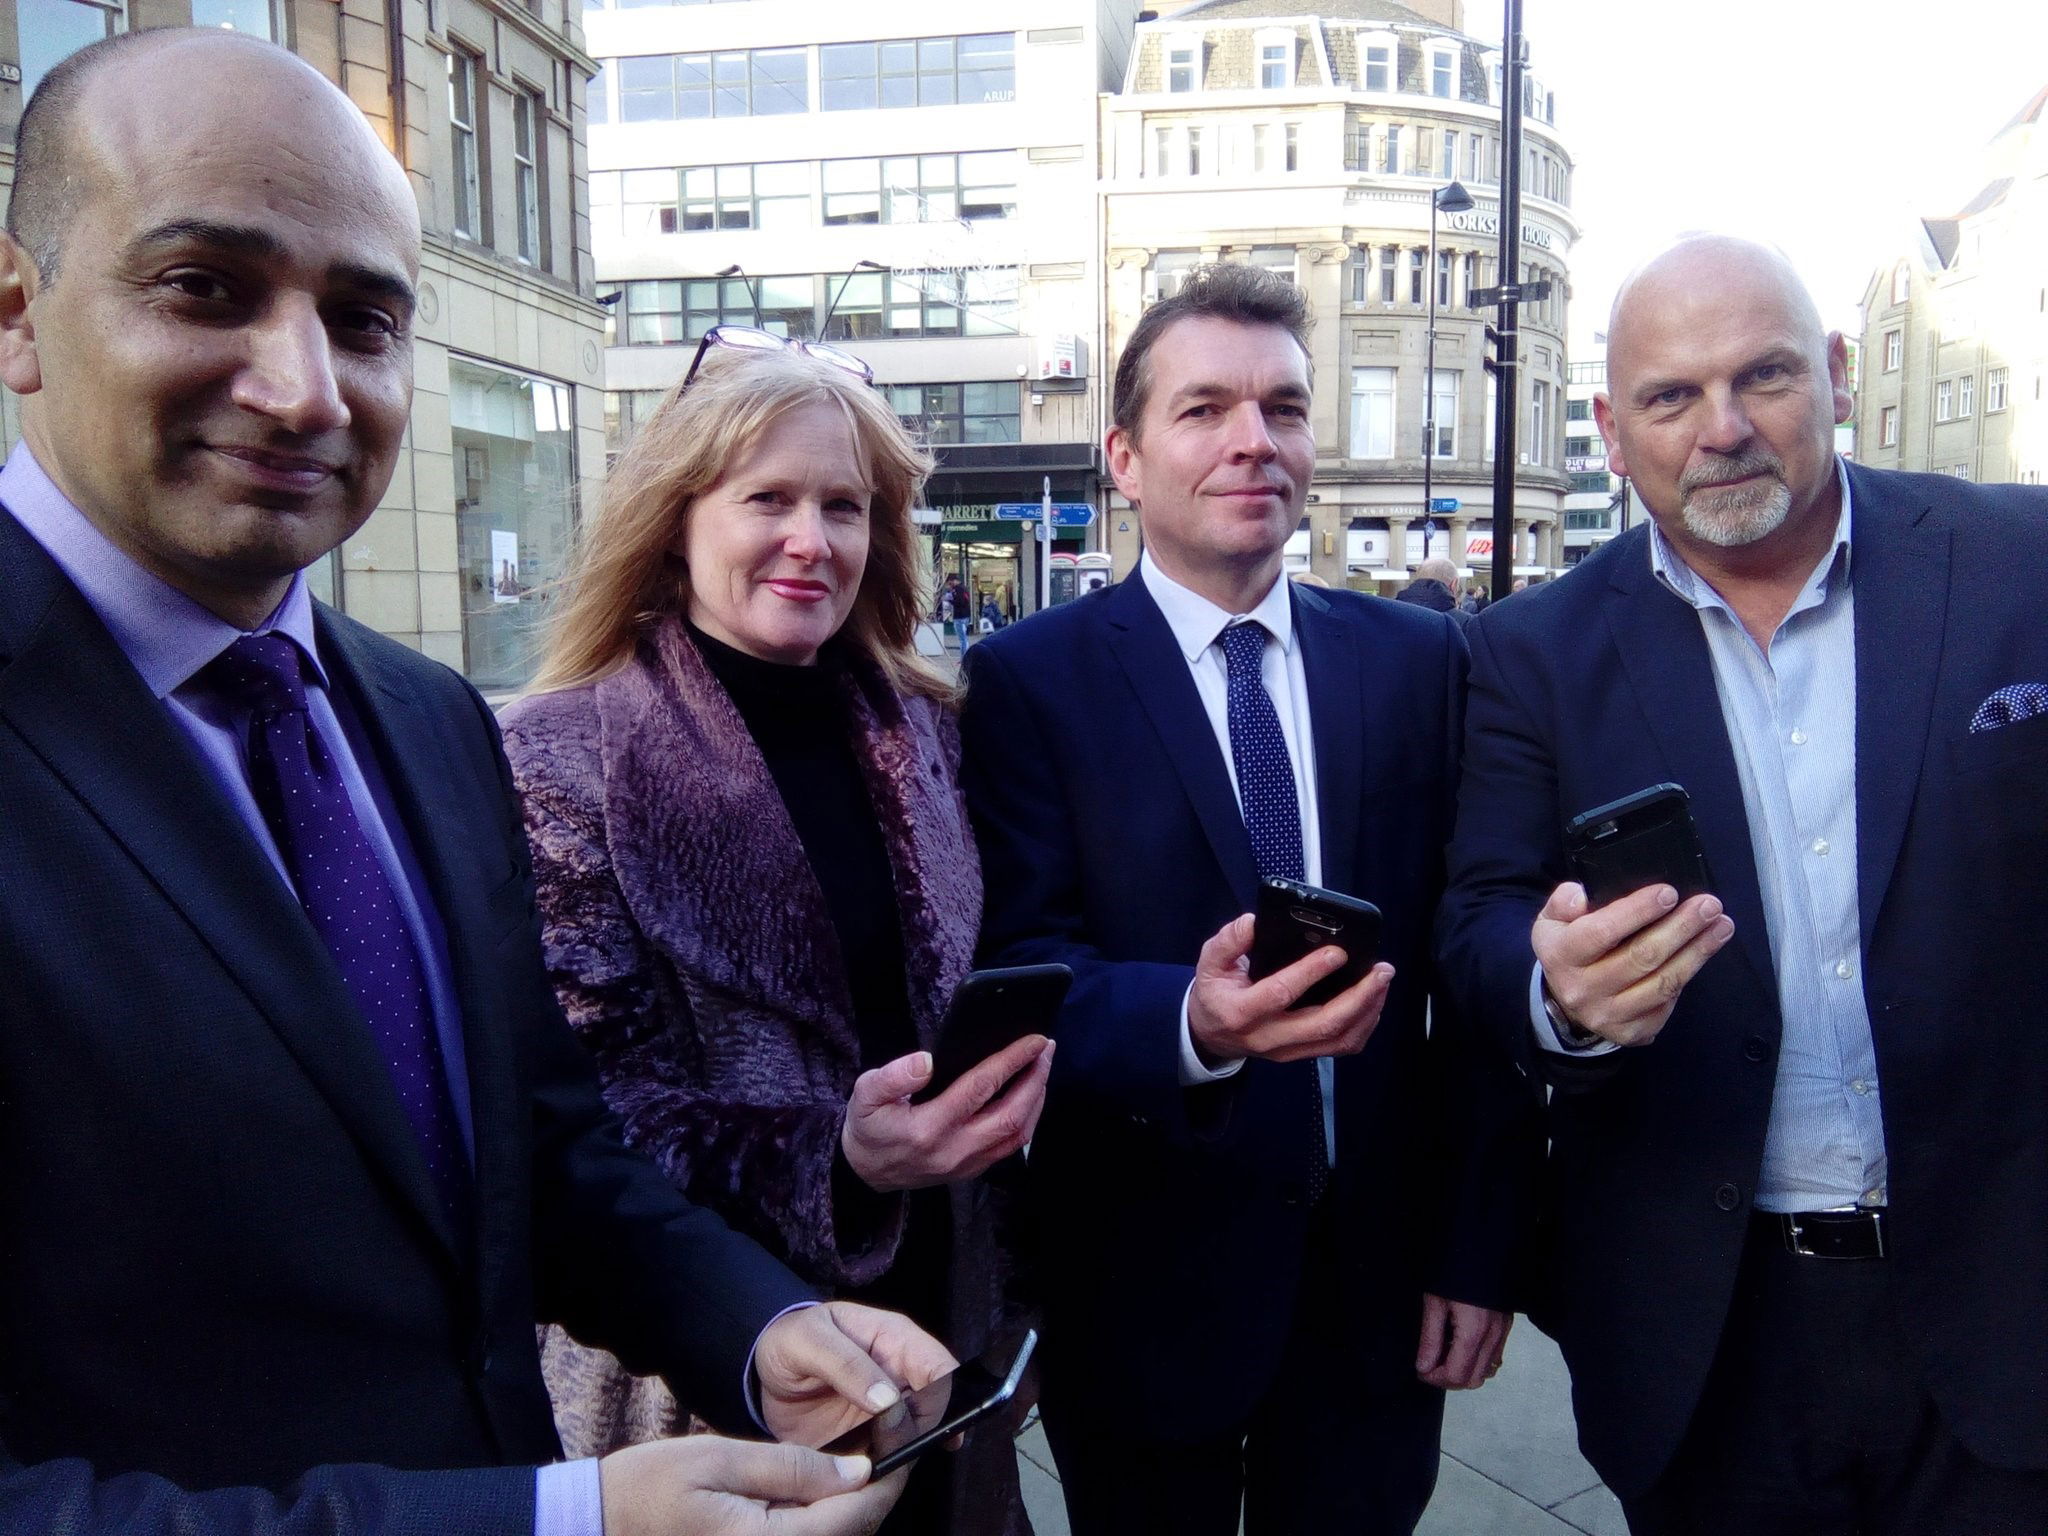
[584,0,1138,619]
[1855,85,2048,489]
[1100,0,1577,591]
[1,0,610,691]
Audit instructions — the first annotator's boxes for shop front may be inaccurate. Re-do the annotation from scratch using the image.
[921,441,1098,623]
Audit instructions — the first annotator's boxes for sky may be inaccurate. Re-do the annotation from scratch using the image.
[1463,0,2048,351]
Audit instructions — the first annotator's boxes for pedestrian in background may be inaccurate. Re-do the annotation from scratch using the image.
[1395,556,1472,629]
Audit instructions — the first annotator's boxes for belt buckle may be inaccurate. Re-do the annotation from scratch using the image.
[1782,1209,1885,1259]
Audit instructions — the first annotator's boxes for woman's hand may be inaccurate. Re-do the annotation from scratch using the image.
[840,1035,1054,1193]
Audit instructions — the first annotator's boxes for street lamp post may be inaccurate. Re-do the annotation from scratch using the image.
[1422,179,1474,564]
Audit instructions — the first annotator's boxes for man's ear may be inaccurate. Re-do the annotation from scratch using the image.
[1592,392,1626,479]
[1104,423,1142,508]
[0,234,45,398]
[1825,331,1853,427]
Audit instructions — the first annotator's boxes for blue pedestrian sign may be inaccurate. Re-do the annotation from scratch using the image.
[1429,498,1461,513]
[993,502,1096,526]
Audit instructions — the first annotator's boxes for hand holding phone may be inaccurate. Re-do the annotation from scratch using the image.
[1248,878,1383,1009]
[1188,901,1393,1067]
[1536,784,1734,1048]
[822,1331,1037,1478]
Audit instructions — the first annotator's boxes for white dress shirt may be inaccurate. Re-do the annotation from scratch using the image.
[1140,555,1336,1163]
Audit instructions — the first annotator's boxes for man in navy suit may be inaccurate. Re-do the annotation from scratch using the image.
[1437,236,2048,1532]
[0,29,940,1534]
[960,263,1536,1534]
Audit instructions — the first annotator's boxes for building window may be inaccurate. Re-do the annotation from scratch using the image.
[589,63,610,124]
[1253,123,1272,172]
[1891,263,1910,305]
[1880,405,1900,447]
[1351,367,1396,458]
[452,361,577,691]
[1566,396,1592,421]
[1259,40,1291,90]
[1186,126,1205,175]
[1363,41,1392,91]
[1463,251,1480,305]
[1958,373,1974,417]
[1151,249,1201,302]
[1154,125,1173,178]
[192,0,276,39]
[1436,249,1453,306]
[1349,249,1370,303]
[1884,330,1902,371]
[1989,366,2009,411]
[1432,372,1459,457]
[819,33,1012,110]
[820,152,1017,225]
[1429,47,1456,98]
[684,162,812,231]
[19,1,120,101]
[448,50,483,240]
[1408,248,1425,304]
[1284,122,1299,171]
[1936,379,1952,422]
[1531,380,1552,465]
[1383,125,1402,175]
[1245,246,1295,283]
[887,381,1022,444]
[1166,40,1198,92]
[1564,504,1611,525]
[619,50,807,120]
[604,388,668,454]
[1345,121,1372,171]
[1379,246,1397,303]
[621,280,686,344]
[1441,129,1459,178]
[512,90,543,265]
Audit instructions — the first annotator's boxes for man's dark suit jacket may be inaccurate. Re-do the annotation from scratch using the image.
[1436,463,2048,1499]
[0,505,812,1531]
[960,573,1537,1438]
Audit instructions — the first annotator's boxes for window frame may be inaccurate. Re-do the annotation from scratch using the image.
[448,47,484,242]
[1351,366,1397,458]
[512,86,543,265]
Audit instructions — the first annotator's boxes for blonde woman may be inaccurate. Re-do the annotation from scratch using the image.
[502,332,1049,1535]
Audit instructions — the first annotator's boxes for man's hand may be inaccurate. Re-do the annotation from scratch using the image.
[1187,913,1394,1066]
[1414,1295,1513,1391]
[756,1301,958,1450]
[841,1037,1054,1194]
[599,1435,905,1536]
[1532,882,1733,1048]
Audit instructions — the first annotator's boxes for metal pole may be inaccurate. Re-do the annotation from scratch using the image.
[1489,0,1525,603]
[1039,474,1053,614]
[1423,200,1439,559]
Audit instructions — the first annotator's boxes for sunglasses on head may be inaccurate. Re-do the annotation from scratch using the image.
[681,325,875,390]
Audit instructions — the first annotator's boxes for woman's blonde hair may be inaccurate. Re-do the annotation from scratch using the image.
[529,345,948,700]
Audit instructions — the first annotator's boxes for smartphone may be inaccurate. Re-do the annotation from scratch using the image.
[1563,783,1714,910]
[1247,877,1383,1010]
[911,965,1070,1104]
[822,1330,1037,1478]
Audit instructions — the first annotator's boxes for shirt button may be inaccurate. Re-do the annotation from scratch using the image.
[1790,728,1808,745]
[1713,1182,1741,1212]
[1811,837,1830,856]
[1862,1187,1886,1206]
[1850,1078,1871,1096]
[1835,960,1853,980]
[1743,1036,1769,1063]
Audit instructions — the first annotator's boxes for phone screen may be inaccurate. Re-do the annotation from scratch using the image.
[821,1331,1035,1477]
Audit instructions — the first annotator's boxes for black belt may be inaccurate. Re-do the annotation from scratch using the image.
[1753,1207,1887,1260]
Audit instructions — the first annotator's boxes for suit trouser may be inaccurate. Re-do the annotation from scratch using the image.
[1622,1220,2048,1536]
[1040,1202,1444,1536]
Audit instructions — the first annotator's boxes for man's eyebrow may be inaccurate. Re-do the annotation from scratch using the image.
[1163,379,1311,407]
[126,219,418,315]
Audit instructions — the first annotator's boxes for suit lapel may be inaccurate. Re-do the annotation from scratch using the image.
[1844,466,1949,951]
[0,513,460,1266]
[1604,545,1777,1000]
[1103,576,1259,906]
[1290,584,1362,895]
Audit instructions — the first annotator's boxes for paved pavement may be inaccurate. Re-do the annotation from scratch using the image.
[1012,1326,1627,1534]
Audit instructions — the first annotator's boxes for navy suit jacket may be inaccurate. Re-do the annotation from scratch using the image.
[961,573,1539,1437]
[1436,463,2048,1497]
[0,506,812,1532]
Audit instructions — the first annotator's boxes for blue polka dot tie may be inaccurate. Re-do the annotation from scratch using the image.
[207,634,470,1224]
[1220,622,1327,1201]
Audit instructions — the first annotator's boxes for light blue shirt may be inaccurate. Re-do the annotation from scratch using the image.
[1644,463,1886,1212]
[0,442,600,1535]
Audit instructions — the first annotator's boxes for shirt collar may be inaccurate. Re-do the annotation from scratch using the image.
[1140,550,1296,664]
[0,439,326,699]
[1648,455,1855,614]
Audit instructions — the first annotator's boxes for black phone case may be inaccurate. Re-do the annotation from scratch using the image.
[1564,783,1714,910]
[912,964,1071,1103]
[1247,878,1382,1010]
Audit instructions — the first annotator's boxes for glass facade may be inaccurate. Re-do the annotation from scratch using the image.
[450,359,578,692]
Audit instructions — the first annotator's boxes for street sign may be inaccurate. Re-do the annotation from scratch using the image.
[1429,498,1461,513]
[1470,285,1514,307]
[993,502,1096,526]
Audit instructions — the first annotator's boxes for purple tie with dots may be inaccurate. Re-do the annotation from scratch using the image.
[206,633,470,1221]
[1220,621,1328,1205]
